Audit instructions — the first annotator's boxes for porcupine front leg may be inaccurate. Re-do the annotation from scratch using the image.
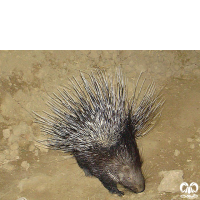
[82,168,93,177]
[75,158,93,176]
[99,176,124,196]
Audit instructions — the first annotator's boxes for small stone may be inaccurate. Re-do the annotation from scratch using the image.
[10,150,19,160]
[3,129,10,139]
[17,178,28,192]
[13,122,32,136]
[187,138,193,142]
[34,149,39,156]
[190,144,195,149]
[3,163,15,171]
[8,134,19,144]
[158,170,183,193]
[3,149,10,155]
[174,150,180,156]
[29,144,35,151]
[21,161,30,171]
[196,127,200,134]
[10,142,19,150]
[0,153,6,162]
[195,137,200,142]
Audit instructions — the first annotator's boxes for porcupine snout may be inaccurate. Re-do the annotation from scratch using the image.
[118,163,145,193]
[121,174,145,193]
[132,172,145,193]
[132,166,145,193]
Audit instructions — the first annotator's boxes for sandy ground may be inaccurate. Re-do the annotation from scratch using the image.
[0,51,200,200]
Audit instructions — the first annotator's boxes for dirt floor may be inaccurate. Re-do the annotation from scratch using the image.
[0,51,200,200]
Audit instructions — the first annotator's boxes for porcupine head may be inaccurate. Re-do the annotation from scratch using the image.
[114,141,144,193]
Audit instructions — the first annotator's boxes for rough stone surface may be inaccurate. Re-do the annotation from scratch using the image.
[158,170,184,193]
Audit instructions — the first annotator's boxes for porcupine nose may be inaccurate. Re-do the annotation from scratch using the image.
[134,175,145,193]
[135,182,145,193]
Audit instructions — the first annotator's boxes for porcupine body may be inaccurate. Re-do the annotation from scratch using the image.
[35,69,164,196]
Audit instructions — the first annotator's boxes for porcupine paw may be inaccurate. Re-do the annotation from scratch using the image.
[100,177,124,196]
[110,188,124,196]
[83,168,92,177]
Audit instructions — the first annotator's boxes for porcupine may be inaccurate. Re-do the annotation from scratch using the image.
[35,68,164,196]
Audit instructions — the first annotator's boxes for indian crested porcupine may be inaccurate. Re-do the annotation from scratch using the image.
[35,68,164,196]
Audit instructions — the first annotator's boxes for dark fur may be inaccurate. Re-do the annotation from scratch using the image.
[73,114,145,196]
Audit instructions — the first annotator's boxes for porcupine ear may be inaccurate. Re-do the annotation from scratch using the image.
[130,73,165,138]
